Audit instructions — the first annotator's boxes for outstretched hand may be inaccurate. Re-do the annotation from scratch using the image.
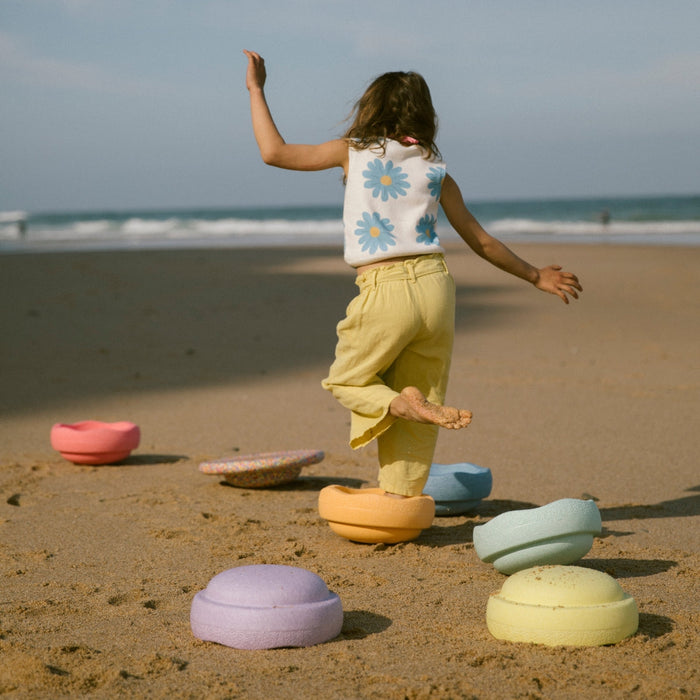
[534,265,582,304]
[243,49,266,91]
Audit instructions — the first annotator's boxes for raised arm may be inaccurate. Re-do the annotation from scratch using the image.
[244,50,347,173]
[440,174,582,304]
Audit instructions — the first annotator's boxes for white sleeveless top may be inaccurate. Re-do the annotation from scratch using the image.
[343,139,446,267]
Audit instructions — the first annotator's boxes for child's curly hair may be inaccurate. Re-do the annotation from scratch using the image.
[344,71,441,160]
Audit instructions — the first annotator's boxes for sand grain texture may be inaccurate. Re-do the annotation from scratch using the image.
[1,243,697,699]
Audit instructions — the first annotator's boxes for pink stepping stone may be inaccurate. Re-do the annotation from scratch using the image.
[50,420,140,465]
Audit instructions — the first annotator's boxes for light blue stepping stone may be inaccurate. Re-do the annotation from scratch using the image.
[473,498,602,574]
[424,462,493,516]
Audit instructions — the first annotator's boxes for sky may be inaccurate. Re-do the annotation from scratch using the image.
[1,0,699,213]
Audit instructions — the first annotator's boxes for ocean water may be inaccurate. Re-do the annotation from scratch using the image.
[1,194,699,253]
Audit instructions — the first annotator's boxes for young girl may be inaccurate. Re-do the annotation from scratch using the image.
[243,50,582,499]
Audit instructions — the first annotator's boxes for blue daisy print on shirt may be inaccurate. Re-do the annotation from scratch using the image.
[355,212,396,254]
[363,159,410,201]
[427,167,445,200]
[416,214,439,245]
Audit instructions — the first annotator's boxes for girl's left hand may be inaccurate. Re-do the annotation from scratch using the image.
[534,265,582,304]
[243,49,266,91]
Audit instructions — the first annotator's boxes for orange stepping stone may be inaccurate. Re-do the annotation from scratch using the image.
[318,485,435,544]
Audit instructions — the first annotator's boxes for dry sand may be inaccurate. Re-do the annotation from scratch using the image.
[0,242,698,699]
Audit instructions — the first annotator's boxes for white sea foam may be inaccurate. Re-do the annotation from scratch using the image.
[0,210,27,222]
[487,218,700,237]
[0,225,20,240]
[12,217,700,241]
[190,218,342,236]
[121,217,180,236]
[73,220,113,236]
[2,196,699,252]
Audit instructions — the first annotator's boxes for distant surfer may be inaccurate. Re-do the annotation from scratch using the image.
[599,209,610,226]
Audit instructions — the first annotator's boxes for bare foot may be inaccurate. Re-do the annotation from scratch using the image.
[389,386,472,429]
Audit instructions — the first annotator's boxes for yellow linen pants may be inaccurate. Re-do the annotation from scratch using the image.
[322,254,456,496]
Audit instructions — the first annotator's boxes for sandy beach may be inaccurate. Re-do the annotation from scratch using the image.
[0,241,698,699]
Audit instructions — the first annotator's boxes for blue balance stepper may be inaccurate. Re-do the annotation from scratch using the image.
[424,462,493,516]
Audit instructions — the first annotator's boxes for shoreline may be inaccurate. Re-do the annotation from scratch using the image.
[1,241,698,698]
[2,228,700,255]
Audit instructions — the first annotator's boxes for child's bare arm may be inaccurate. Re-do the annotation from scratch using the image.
[244,50,348,173]
[440,174,582,304]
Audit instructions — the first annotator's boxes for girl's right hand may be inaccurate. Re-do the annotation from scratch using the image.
[243,50,266,91]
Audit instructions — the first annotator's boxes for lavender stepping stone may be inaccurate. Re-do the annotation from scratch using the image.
[190,565,343,649]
